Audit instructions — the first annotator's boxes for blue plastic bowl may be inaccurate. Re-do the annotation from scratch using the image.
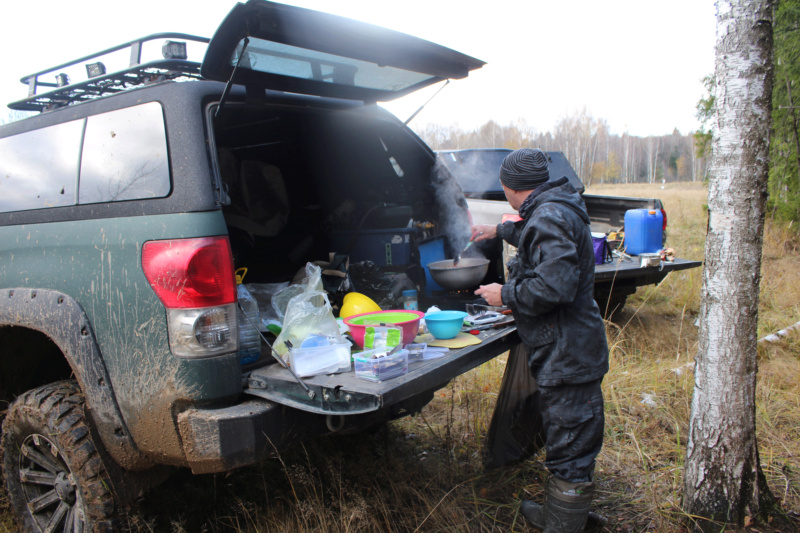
[424,311,468,340]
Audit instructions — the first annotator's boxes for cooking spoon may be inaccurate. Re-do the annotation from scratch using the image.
[453,232,482,266]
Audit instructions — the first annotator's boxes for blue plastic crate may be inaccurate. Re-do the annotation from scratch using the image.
[332,228,417,267]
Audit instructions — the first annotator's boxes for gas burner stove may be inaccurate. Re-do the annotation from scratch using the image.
[425,290,486,312]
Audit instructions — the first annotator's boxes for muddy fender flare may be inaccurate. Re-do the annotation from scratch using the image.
[0,288,151,470]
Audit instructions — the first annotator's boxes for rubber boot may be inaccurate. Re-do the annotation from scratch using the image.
[543,477,593,532]
[520,499,546,529]
[520,478,593,532]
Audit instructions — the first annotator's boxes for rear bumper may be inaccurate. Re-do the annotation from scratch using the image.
[175,396,415,474]
[177,399,327,474]
[177,400,277,474]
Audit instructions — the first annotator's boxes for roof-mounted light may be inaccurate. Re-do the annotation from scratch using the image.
[162,40,187,60]
[86,62,106,78]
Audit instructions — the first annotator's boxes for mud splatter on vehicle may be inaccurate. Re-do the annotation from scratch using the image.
[0,3,525,531]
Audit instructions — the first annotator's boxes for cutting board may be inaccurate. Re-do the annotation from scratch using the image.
[414,332,481,348]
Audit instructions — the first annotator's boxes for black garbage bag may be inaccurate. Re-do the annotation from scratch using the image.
[348,260,397,308]
[484,343,546,470]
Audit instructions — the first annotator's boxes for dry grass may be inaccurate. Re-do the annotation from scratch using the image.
[2,181,799,532]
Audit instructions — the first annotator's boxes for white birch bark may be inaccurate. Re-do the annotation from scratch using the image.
[683,0,775,528]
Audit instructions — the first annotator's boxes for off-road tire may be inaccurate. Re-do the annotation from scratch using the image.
[1,380,118,532]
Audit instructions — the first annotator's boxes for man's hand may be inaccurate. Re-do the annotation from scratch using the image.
[475,283,503,307]
[471,224,496,242]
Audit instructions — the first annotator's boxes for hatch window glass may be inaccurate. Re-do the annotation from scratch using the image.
[0,120,82,213]
[234,38,431,92]
[79,102,171,204]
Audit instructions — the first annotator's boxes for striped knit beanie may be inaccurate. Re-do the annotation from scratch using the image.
[499,148,550,190]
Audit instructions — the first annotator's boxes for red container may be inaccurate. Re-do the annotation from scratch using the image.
[344,310,425,348]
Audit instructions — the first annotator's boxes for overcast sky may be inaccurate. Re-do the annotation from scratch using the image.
[0,0,716,137]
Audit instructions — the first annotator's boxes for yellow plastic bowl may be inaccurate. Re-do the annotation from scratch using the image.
[339,292,381,319]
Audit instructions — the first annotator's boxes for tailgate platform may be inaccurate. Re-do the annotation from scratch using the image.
[595,257,702,284]
[245,326,520,415]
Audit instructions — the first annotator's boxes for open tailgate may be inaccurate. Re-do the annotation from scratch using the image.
[245,325,519,415]
[595,257,702,284]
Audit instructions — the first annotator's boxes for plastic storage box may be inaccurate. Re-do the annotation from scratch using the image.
[289,341,352,378]
[332,228,418,267]
[405,343,427,362]
[624,209,663,255]
[354,349,409,382]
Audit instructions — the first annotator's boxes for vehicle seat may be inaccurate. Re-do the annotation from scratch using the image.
[223,157,291,243]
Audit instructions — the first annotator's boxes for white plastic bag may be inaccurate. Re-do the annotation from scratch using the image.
[272,263,324,322]
[274,290,343,357]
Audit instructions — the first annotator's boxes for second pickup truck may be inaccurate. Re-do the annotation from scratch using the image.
[437,148,702,317]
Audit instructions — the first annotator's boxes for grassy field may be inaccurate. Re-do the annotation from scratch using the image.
[2,182,799,532]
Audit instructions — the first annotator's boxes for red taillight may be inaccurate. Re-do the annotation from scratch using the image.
[661,208,668,230]
[142,237,236,309]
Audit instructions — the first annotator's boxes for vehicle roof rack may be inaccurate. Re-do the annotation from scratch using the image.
[8,33,210,112]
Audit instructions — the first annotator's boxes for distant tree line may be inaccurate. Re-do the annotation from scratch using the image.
[768,0,800,221]
[695,0,800,222]
[419,0,800,222]
[416,108,709,188]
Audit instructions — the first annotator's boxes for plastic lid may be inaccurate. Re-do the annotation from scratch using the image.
[402,289,418,296]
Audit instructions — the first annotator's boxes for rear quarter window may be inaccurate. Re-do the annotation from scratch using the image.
[80,103,171,204]
[0,120,82,212]
[0,102,171,214]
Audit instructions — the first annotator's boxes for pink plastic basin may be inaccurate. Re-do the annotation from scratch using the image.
[344,310,425,348]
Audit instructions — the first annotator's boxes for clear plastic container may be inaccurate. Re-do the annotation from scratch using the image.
[405,343,427,362]
[289,341,351,377]
[237,282,261,365]
[354,349,409,382]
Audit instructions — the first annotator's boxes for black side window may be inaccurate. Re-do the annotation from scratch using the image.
[0,120,82,212]
[0,102,171,214]
[79,102,170,203]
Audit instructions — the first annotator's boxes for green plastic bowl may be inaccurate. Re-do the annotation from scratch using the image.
[344,310,425,348]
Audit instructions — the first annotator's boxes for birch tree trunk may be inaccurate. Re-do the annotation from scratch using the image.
[683,0,776,529]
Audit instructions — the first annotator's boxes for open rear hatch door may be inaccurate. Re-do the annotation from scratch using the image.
[201,0,485,103]
[246,326,519,415]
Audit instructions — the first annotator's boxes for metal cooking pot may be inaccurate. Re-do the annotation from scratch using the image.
[427,258,490,290]
[639,253,661,268]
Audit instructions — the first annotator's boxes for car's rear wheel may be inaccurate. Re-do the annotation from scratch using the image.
[1,380,117,532]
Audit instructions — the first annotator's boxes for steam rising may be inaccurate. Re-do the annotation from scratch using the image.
[431,159,474,258]
[438,150,509,194]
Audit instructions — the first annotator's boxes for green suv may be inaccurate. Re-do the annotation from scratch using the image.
[0,2,519,531]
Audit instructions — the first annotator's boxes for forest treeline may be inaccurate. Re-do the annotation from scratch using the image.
[767,0,800,220]
[417,0,800,222]
[416,111,706,188]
